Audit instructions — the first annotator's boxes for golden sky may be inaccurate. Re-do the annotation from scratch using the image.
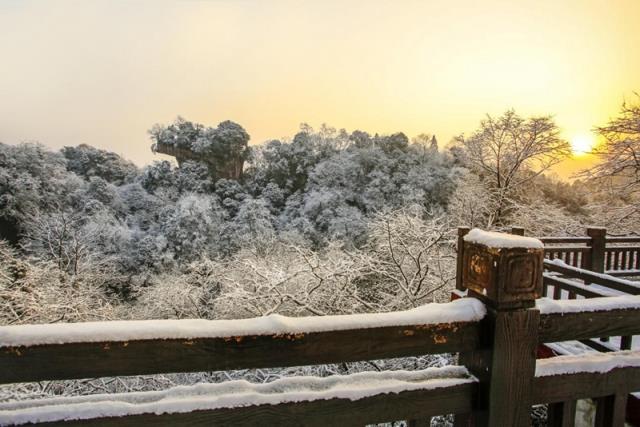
[0,0,638,179]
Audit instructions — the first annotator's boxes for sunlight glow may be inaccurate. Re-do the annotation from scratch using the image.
[570,133,595,156]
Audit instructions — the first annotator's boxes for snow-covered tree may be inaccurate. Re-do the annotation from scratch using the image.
[453,110,571,224]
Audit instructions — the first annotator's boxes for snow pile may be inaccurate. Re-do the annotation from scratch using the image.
[0,367,475,425]
[537,295,640,314]
[0,298,485,348]
[464,229,543,249]
[536,350,640,377]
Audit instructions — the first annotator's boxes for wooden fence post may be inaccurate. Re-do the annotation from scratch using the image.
[586,227,606,273]
[455,231,542,426]
[455,227,471,292]
[595,393,627,427]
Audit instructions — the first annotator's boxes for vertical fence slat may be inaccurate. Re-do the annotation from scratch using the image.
[587,227,606,273]
[547,400,577,427]
[594,393,627,427]
[455,227,470,291]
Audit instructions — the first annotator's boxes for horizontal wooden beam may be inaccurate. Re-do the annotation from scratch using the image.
[543,246,591,253]
[533,366,640,404]
[578,339,617,353]
[539,308,640,343]
[606,237,640,243]
[538,237,591,244]
[544,260,640,295]
[542,274,611,298]
[0,321,481,384]
[606,246,640,253]
[7,383,476,427]
[606,269,640,277]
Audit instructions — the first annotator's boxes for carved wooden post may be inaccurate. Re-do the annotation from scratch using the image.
[586,227,606,273]
[455,227,471,292]
[455,230,542,426]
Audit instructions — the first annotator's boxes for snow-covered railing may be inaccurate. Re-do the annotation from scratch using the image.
[0,299,485,385]
[457,227,640,285]
[532,350,640,425]
[605,246,640,273]
[543,259,640,296]
[3,229,640,426]
[0,367,477,426]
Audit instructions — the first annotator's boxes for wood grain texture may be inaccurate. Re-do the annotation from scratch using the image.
[547,400,576,427]
[542,274,610,298]
[543,260,640,294]
[532,366,640,404]
[487,309,539,426]
[594,393,627,427]
[539,237,591,244]
[538,309,640,343]
[453,309,539,427]
[0,321,480,384]
[22,383,475,427]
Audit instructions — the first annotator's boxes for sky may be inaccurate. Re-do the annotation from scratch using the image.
[0,0,639,179]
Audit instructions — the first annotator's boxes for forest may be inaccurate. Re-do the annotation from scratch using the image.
[1,102,639,409]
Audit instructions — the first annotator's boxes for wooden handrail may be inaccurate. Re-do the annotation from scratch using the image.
[0,318,482,385]
[0,381,478,426]
[543,246,591,253]
[538,306,640,342]
[538,237,592,244]
[4,229,640,426]
[542,274,612,298]
[543,259,640,294]
[533,363,640,404]
[607,236,640,243]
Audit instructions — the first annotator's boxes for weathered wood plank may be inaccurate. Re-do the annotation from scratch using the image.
[539,309,640,343]
[547,400,576,427]
[539,237,591,244]
[578,338,616,353]
[543,260,640,294]
[407,417,432,427]
[542,274,611,298]
[0,321,481,384]
[606,236,640,244]
[543,246,591,254]
[532,366,640,404]
[594,393,627,427]
[605,269,640,277]
[12,383,475,427]
[487,309,538,426]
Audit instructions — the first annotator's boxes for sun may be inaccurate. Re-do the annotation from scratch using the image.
[570,133,595,156]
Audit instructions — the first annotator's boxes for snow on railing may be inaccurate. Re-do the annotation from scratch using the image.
[463,228,543,249]
[0,298,486,348]
[536,295,640,314]
[0,367,475,425]
[536,350,640,377]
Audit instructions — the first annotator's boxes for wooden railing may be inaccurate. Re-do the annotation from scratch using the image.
[455,227,640,285]
[2,232,640,426]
